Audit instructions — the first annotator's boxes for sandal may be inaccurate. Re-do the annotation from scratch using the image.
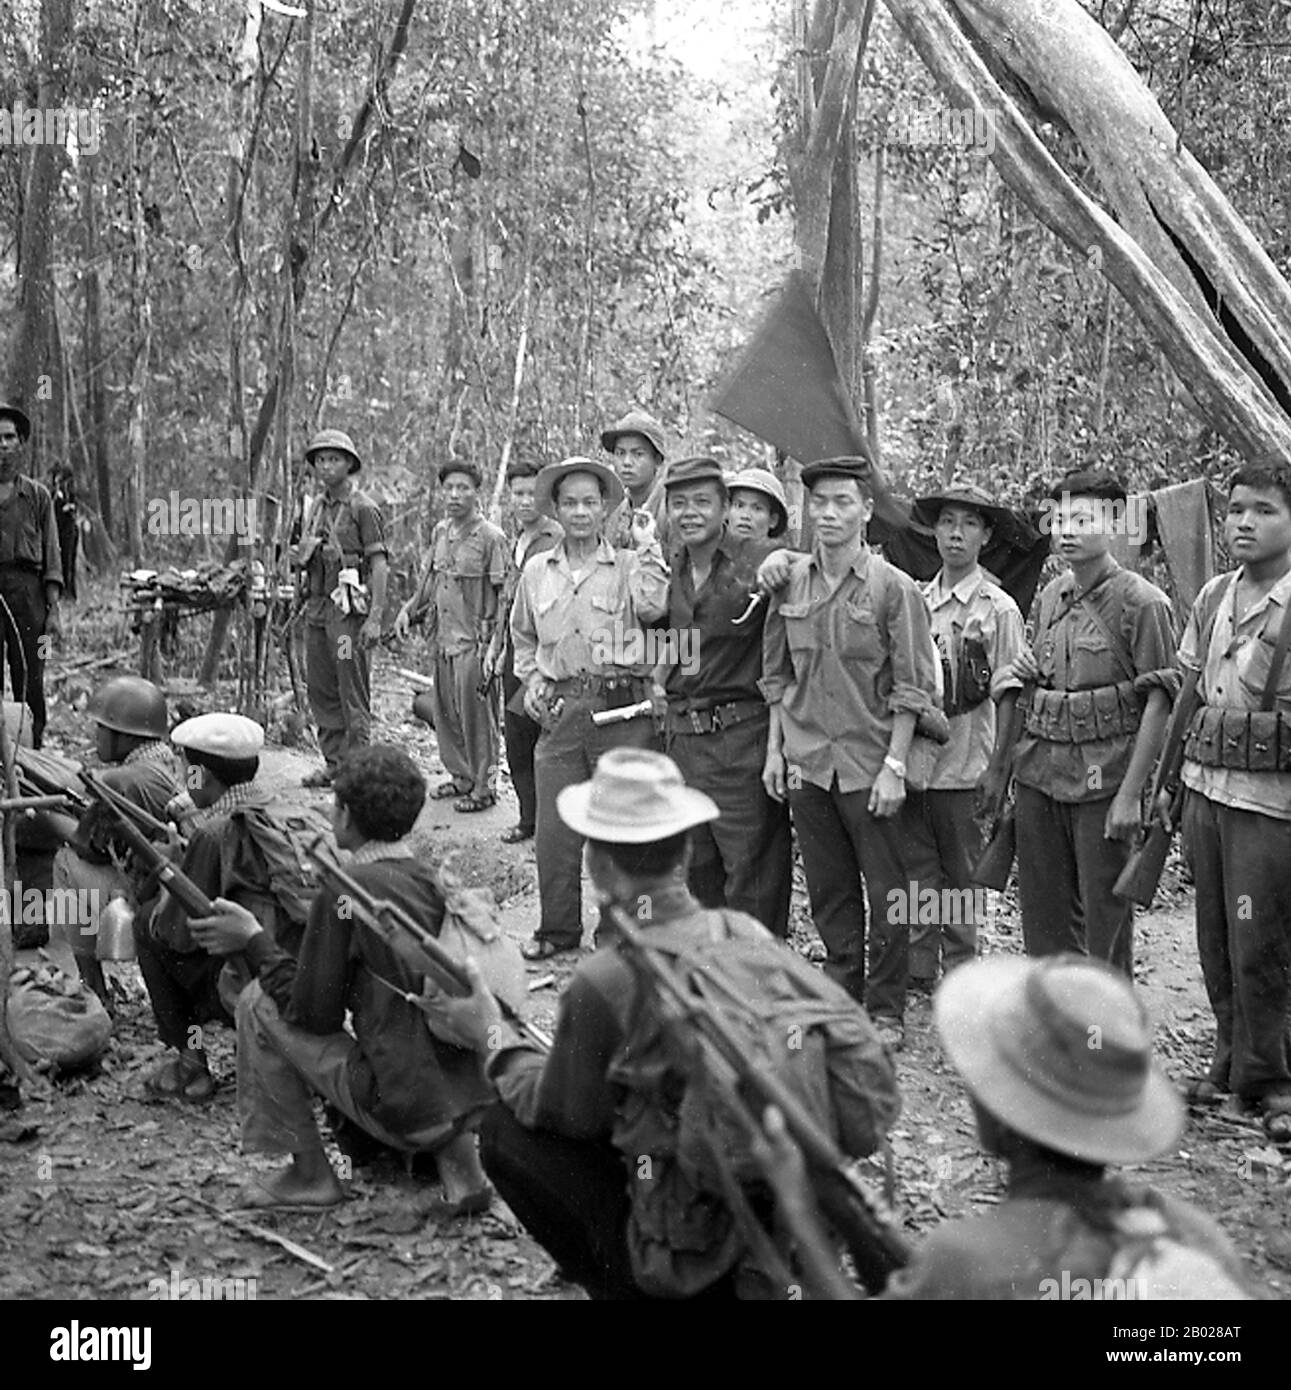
[432,781,467,801]
[144,1054,216,1105]
[453,793,496,814]
[500,825,534,844]
[1261,1092,1291,1144]
[521,938,576,962]
[1184,1077,1227,1105]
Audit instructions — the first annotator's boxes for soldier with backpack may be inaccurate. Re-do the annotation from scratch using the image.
[186,745,494,1213]
[883,953,1254,1300]
[420,747,900,1299]
[135,713,324,1103]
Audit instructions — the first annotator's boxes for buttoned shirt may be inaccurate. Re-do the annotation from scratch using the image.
[511,537,669,685]
[499,518,563,666]
[665,532,776,709]
[0,474,62,587]
[760,544,938,793]
[921,566,1026,790]
[1180,567,1291,821]
[1012,564,1179,803]
[410,513,507,656]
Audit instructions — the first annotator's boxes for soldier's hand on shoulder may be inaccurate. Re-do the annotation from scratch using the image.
[756,549,795,592]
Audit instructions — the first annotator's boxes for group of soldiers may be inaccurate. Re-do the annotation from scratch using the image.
[2,392,1286,1298]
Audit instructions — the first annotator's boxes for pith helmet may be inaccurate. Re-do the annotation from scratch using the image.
[305,429,362,475]
[89,676,169,740]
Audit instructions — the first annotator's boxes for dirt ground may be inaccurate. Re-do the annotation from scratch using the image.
[2,632,1289,1301]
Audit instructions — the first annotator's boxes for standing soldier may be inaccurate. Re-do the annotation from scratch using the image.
[908,482,1025,990]
[485,454,563,844]
[395,461,507,812]
[292,429,388,790]
[998,469,1178,976]
[761,457,940,1048]
[511,456,669,960]
[0,403,63,748]
[658,457,791,937]
[1176,461,1291,1142]
[601,409,670,549]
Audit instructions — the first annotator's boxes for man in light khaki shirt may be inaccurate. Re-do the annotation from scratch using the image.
[1176,461,1291,1141]
[911,483,1026,990]
[511,456,669,959]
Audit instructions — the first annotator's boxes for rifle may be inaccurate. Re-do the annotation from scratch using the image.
[606,903,910,1296]
[970,686,1030,891]
[305,836,551,1053]
[78,768,215,917]
[1114,668,1203,907]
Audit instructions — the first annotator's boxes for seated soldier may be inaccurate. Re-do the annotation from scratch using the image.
[135,713,282,1104]
[187,745,495,1213]
[883,954,1256,1300]
[421,747,900,1300]
[49,676,180,1007]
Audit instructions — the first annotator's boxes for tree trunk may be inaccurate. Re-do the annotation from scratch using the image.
[880,0,1291,459]
[123,0,150,566]
[80,158,112,536]
[5,0,74,427]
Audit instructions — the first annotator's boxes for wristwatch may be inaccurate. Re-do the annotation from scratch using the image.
[883,754,907,779]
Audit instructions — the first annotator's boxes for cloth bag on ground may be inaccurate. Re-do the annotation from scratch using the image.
[8,964,112,1071]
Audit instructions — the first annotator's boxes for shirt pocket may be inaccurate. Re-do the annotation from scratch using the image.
[1070,630,1112,688]
[1237,625,1291,706]
[839,596,885,662]
[778,600,815,653]
[450,535,488,579]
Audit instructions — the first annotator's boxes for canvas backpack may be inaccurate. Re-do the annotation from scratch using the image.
[608,909,900,1298]
[227,796,335,936]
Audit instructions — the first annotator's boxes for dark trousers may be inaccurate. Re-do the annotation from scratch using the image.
[503,663,540,834]
[908,788,981,982]
[533,693,657,948]
[305,609,371,770]
[667,713,792,938]
[1015,784,1133,975]
[480,1103,738,1301]
[0,567,48,747]
[1183,790,1291,1100]
[788,777,938,1017]
[135,927,231,1050]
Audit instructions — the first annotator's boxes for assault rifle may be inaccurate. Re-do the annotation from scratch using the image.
[606,903,910,1296]
[306,836,552,1053]
[1114,667,1204,907]
[970,687,1029,891]
[78,768,215,916]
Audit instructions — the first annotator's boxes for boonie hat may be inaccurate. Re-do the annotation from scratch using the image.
[534,456,625,519]
[171,712,265,761]
[305,429,362,475]
[558,748,719,844]
[913,478,1010,530]
[935,954,1184,1166]
[726,468,789,538]
[600,410,668,461]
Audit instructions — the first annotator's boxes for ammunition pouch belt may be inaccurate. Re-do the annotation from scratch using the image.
[1184,705,1291,772]
[1023,680,1141,744]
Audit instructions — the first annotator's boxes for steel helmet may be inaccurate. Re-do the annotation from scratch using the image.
[305,428,362,475]
[89,676,169,740]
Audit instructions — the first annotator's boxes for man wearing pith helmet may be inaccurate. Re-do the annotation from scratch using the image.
[601,408,671,549]
[883,954,1253,1300]
[50,676,181,1007]
[292,428,389,789]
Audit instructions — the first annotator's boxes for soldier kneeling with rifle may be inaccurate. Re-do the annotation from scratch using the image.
[186,746,495,1213]
[421,748,905,1300]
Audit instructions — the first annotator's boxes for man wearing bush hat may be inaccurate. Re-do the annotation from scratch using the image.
[883,954,1252,1300]
[292,428,388,789]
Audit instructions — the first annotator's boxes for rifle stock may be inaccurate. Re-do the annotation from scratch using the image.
[606,904,909,1295]
[969,687,1029,890]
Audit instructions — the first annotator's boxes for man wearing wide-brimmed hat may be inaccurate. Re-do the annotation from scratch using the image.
[883,954,1253,1299]
[510,456,669,959]
[906,481,1025,992]
[0,402,63,748]
[292,428,389,789]
[600,408,671,549]
[419,747,899,1300]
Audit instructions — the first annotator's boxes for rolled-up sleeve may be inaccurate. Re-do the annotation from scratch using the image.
[40,490,62,589]
[1129,594,1182,701]
[886,576,937,716]
[990,596,1026,699]
[627,540,669,623]
[759,596,791,705]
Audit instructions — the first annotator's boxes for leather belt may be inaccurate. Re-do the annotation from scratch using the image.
[667,699,767,735]
[550,673,645,697]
